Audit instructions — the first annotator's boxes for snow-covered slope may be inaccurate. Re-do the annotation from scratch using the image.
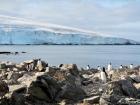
[0,15,138,45]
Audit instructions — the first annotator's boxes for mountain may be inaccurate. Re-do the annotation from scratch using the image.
[0,15,138,45]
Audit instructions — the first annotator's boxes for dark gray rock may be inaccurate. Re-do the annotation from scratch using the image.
[60,84,86,101]
[28,74,62,102]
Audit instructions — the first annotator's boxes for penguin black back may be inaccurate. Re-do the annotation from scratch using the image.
[103,67,108,77]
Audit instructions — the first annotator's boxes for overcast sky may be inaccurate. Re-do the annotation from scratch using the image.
[0,0,140,41]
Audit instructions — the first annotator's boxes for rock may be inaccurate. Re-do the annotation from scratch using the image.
[126,70,139,75]
[100,95,140,105]
[46,66,58,75]
[130,75,140,83]
[7,71,23,81]
[0,80,9,98]
[28,74,62,102]
[121,79,138,98]
[9,85,26,93]
[13,67,19,72]
[16,63,26,71]
[82,74,91,79]
[60,64,79,76]
[60,84,86,101]
[100,94,123,105]
[134,83,140,95]
[104,79,138,98]
[82,80,93,86]
[11,86,27,105]
[6,71,24,85]
[5,61,15,68]
[100,78,139,105]
[17,73,38,87]
[83,96,100,104]
[0,63,6,69]
[118,97,140,105]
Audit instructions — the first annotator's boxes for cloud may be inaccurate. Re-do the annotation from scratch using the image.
[0,0,139,41]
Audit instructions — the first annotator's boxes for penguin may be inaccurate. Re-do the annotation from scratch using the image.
[129,64,133,69]
[100,67,108,83]
[97,66,101,71]
[29,62,34,71]
[37,59,43,71]
[119,65,123,69]
[107,62,112,71]
[86,65,90,70]
[59,64,63,68]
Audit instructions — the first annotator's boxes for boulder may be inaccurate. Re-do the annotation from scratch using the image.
[7,71,23,81]
[60,64,79,76]
[11,86,27,105]
[28,74,62,102]
[100,78,139,105]
[6,71,24,85]
[130,75,140,83]
[0,80,9,98]
[120,79,138,98]
[0,63,6,69]
[17,73,35,86]
[104,79,138,98]
[60,84,86,101]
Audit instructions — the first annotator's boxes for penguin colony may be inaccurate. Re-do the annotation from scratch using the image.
[87,63,135,83]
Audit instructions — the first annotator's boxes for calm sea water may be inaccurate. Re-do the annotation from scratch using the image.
[0,45,140,68]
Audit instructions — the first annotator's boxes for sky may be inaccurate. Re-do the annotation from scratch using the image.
[0,0,140,41]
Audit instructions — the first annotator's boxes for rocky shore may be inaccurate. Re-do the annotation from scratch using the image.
[0,59,140,105]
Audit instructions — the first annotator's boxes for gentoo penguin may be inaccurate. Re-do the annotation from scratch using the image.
[119,65,123,69]
[107,62,112,71]
[86,65,90,70]
[129,64,133,69]
[37,59,43,71]
[58,64,63,68]
[100,67,108,83]
[97,66,101,71]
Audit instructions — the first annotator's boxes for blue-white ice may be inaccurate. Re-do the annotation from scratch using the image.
[0,15,138,45]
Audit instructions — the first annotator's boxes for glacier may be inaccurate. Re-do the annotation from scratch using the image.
[0,15,138,45]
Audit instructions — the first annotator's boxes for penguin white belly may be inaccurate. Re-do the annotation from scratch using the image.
[108,65,112,71]
[37,61,43,71]
[130,65,133,69]
[98,67,101,71]
[101,72,107,83]
[119,66,123,69]
[86,66,90,70]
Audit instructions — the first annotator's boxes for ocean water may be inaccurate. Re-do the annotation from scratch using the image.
[0,45,140,68]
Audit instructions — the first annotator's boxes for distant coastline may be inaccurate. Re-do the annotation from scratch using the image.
[0,43,139,45]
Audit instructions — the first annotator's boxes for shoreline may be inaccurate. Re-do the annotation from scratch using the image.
[0,44,140,46]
